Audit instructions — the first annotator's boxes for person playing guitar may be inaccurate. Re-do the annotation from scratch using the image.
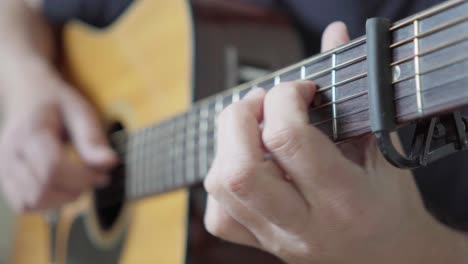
[1,0,468,263]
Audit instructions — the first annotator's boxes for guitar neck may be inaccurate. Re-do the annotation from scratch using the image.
[121,0,468,201]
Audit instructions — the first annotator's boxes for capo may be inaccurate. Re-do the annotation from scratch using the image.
[366,18,468,169]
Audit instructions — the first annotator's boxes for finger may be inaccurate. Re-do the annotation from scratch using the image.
[22,130,110,193]
[28,187,80,211]
[321,21,350,52]
[216,88,266,163]
[0,157,37,212]
[204,195,259,248]
[208,88,309,232]
[59,87,117,170]
[6,154,41,211]
[52,155,110,193]
[262,81,359,199]
[205,89,269,231]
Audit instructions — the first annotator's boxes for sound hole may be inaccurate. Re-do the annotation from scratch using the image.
[93,122,127,231]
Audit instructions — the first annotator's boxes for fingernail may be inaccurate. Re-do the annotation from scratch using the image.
[94,146,116,161]
[299,81,316,101]
[244,87,265,99]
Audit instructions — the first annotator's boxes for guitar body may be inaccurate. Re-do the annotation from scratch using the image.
[13,1,193,263]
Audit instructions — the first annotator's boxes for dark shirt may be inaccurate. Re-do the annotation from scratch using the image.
[43,0,133,28]
[42,0,468,230]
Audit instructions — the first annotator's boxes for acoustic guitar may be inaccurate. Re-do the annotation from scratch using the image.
[10,0,468,263]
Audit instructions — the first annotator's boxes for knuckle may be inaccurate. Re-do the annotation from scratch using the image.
[204,210,224,237]
[269,81,302,97]
[263,127,303,157]
[217,103,248,126]
[204,207,232,239]
[203,171,217,194]
[224,164,256,196]
[42,152,61,181]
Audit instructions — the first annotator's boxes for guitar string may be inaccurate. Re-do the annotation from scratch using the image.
[105,1,468,201]
[115,56,468,193]
[112,42,468,157]
[188,12,467,114]
[127,62,468,197]
[301,15,468,94]
[123,15,468,144]
[311,35,468,106]
[106,11,468,146]
[110,36,468,160]
[106,9,468,194]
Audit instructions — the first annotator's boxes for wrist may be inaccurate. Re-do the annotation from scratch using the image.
[417,221,468,264]
[389,216,468,264]
[0,53,54,109]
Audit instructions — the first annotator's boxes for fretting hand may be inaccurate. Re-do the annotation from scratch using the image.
[204,22,468,263]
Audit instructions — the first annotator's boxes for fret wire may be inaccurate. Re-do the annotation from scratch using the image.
[119,2,467,196]
[154,124,164,193]
[124,1,466,199]
[128,80,467,197]
[391,35,468,67]
[390,14,468,49]
[232,89,240,103]
[136,62,467,181]
[389,0,465,31]
[312,89,369,115]
[316,72,367,94]
[312,106,369,127]
[215,94,224,114]
[150,126,160,193]
[174,115,185,187]
[136,129,146,197]
[162,121,173,191]
[124,54,468,168]
[185,112,195,183]
[199,104,209,178]
[274,76,281,85]
[331,53,338,140]
[152,129,161,192]
[300,66,306,80]
[303,55,365,84]
[199,54,468,143]
[124,16,468,147]
[213,94,223,173]
[126,135,137,198]
[207,104,217,172]
[117,52,468,164]
[116,49,468,162]
[413,20,424,114]
[134,128,143,196]
[143,126,152,194]
[174,2,466,116]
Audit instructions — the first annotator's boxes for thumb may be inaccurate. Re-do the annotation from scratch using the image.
[59,87,117,170]
[321,21,350,52]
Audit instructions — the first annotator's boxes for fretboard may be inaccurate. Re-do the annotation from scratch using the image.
[120,0,468,201]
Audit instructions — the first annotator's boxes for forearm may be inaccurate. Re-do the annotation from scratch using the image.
[0,0,55,101]
[0,0,53,57]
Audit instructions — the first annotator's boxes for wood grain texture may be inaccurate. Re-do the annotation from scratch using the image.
[12,1,193,263]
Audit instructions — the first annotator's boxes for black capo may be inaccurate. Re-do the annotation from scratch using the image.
[366,18,468,169]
